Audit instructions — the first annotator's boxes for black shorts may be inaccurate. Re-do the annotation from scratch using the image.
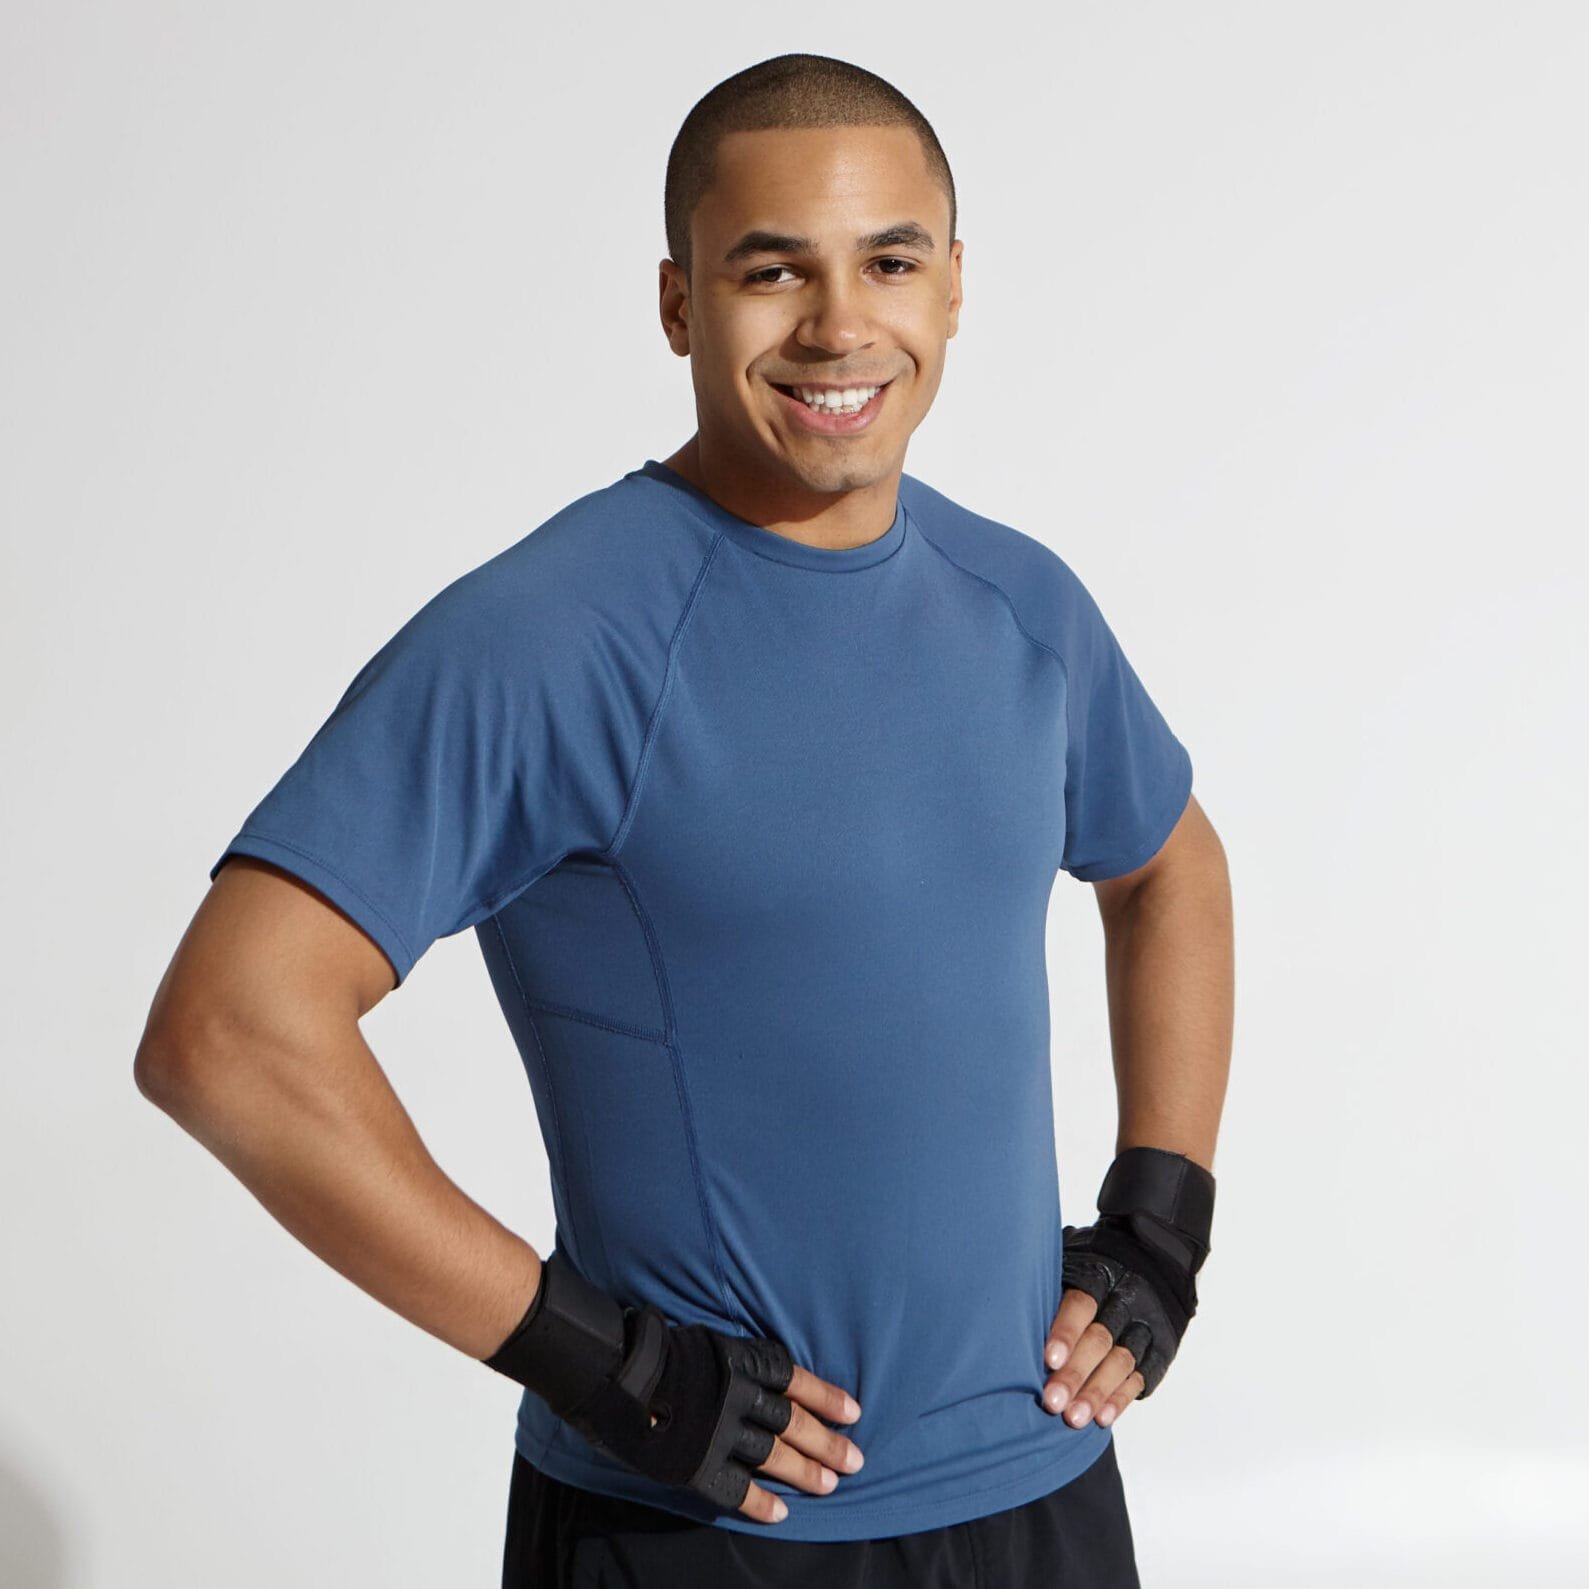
[501,1440,1140,1588]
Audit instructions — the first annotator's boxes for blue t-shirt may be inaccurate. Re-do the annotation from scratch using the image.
[210,458,1193,1542]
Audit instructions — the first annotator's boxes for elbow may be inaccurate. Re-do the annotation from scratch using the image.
[134,1023,203,1116]
[133,1001,247,1119]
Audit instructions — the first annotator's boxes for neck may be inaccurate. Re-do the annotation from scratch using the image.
[660,434,902,552]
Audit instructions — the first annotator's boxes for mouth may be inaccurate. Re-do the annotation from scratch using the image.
[768,377,894,435]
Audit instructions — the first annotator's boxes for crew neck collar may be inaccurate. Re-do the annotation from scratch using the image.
[637,459,908,572]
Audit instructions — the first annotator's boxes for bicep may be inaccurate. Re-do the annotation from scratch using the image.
[138,856,397,1092]
[1089,791,1215,915]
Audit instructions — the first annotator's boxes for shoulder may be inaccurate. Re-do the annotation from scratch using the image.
[380,469,716,679]
[898,472,1100,658]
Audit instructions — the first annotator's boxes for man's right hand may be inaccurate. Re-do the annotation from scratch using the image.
[727,1359,866,1525]
[482,1250,864,1524]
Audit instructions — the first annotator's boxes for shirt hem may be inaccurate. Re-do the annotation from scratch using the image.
[513,1422,1116,1542]
[209,830,415,986]
[1066,746,1194,882]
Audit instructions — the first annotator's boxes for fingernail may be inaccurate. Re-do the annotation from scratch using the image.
[842,1397,861,1421]
[1046,1342,1068,1370]
[844,1445,865,1472]
[1098,1406,1116,1427]
[819,1468,837,1491]
[1044,1385,1066,1414]
[1069,1402,1091,1427]
[772,1499,789,1522]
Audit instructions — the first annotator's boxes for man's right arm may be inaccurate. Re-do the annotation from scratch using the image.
[132,855,862,1523]
[132,855,545,1359]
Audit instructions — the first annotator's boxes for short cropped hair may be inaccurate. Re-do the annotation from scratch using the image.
[665,53,957,278]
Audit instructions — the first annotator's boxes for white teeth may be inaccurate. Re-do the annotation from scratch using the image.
[794,384,880,414]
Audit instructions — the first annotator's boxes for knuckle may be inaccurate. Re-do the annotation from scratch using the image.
[802,1454,836,1492]
[781,1402,812,1441]
[751,1432,788,1476]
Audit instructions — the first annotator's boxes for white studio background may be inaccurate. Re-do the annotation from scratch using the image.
[3,4,1585,1585]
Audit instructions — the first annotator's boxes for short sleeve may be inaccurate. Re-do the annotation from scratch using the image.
[209,573,638,987]
[1056,558,1194,881]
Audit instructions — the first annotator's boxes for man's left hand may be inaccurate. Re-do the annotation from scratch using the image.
[1037,1145,1218,1430]
[1040,1286,1145,1430]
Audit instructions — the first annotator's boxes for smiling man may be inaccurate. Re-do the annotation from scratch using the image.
[136,52,1233,1589]
[656,115,961,538]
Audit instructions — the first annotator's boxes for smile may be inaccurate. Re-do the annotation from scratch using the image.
[775,381,887,415]
[768,378,894,435]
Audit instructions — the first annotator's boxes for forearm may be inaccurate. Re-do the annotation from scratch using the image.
[1098,842,1233,1175]
[139,1024,540,1360]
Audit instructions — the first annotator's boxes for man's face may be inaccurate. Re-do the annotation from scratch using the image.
[660,124,963,499]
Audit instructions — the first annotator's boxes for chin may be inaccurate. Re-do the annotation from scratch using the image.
[784,451,896,496]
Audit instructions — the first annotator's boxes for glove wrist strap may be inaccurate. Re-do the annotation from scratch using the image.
[1097,1146,1216,1274]
[481,1249,627,1419]
[1098,1146,1214,1234]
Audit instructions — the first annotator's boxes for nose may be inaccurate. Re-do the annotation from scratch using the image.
[795,276,875,357]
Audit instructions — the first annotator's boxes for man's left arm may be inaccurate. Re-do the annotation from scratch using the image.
[1042,791,1234,1429]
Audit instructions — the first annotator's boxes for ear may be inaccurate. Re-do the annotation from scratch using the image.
[946,239,964,340]
[659,259,691,357]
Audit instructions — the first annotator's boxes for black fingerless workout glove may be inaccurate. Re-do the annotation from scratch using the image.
[1060,1146,1216,1398]
[481,1250,796,1513]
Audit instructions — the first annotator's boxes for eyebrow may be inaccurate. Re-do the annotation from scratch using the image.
[722,222,936,265]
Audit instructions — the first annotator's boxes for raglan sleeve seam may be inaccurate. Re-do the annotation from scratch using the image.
[605,535,726,866]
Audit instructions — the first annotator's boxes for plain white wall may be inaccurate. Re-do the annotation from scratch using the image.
[4,3,1585,1584]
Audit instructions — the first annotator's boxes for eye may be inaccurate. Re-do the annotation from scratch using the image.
[874,258,918,277]
[745,265,797,285]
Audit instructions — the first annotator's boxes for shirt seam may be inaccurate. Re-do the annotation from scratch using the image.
[911,524,1187,882]
[645,474,909,574]
[911,528,1080,867]
[227,828,416,970]
[911,525,1072,684]
[606,534,724,864]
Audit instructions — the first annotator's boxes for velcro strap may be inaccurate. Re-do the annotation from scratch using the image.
[1097,1147,1215,1254]
[482,1249,626,1416]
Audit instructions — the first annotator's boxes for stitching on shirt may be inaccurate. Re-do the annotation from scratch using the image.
[911,526,1071,680]
[489,914,574,1256]
[909,527,1088,877]
[653,480,908,574]
[1067,752,1192,880]
[510,994,666,1047]
[229,829,416,971]
[608,852,747,1334]
[913,524,1190,882]
[606,534,723,865]
[442,535,722,935]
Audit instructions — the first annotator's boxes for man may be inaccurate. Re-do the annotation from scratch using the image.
[135,52,1232,1589]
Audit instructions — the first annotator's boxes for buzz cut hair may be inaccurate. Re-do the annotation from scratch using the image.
[664,53,957,279]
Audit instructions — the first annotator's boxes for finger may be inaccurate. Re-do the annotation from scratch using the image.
[785,1364,863,1425]
[1065,1343,1142,1428]
[747,1429,841,1500]
[1042,1316,1118,1417]
[1095,1369,1146,1428]
[738,1477,792,1525]
[1044,1286,1099,1374]
[775,1396,866,1478]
